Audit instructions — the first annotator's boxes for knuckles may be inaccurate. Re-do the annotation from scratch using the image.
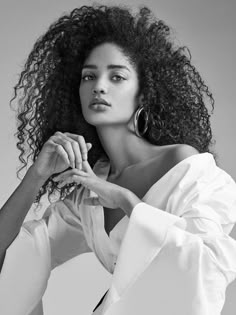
[71,174,77,181]
[51,132,88,145]
[54,131,62,136]
[77,135,83,141]
[46,132,89,158]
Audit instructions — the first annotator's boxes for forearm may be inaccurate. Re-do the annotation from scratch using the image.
[0,166,47,268]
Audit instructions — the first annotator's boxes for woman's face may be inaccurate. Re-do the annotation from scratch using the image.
[79,43,140,127]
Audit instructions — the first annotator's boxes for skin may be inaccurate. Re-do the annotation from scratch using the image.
[53,42,199,217]
[54,42,154,215]
[79,42,159,179]
[0,33,200,269]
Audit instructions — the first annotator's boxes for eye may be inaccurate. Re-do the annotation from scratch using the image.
[112,75,125,81]
[81,74,94,81]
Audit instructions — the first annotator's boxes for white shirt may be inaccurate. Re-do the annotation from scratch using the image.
[0,152,236,315]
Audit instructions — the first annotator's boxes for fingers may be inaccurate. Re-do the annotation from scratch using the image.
[54,169,87,187]
[54,143,71,166]
[71,141,82,169]
[64,132,92,162]
[52,135,76,168]
[57,174,82,188]
[54,169,88,181]
[45,138,72,169]
[51,132,92,169]
[81,160,94,174]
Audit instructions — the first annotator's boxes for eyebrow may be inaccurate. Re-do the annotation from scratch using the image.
[82,64,131,72]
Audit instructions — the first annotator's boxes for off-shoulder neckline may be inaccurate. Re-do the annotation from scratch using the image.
[107,152,214,198]
[96,152,214,239]
[98,152,213,183]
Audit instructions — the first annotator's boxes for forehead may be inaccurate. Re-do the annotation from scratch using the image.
[83,43,135,70]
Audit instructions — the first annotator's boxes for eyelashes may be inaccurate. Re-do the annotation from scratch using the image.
[81,74,94,81]
[81,74,126,82]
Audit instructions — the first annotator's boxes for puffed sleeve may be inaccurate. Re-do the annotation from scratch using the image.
[101,155,236,315]
[0,186,92,315]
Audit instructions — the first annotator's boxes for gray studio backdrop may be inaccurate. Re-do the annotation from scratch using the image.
[0,0,235,314]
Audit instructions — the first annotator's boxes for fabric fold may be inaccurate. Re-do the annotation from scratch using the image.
[0,186,92,315]
[91,153,236,315]
[1,152,236,315]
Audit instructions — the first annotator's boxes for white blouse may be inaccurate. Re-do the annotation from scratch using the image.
[0,152,236,315]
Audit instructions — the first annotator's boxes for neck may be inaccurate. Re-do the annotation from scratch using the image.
[96,121,156,179]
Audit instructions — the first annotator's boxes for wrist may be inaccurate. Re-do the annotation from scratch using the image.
[120,189,142,217]
[26,165,49,185]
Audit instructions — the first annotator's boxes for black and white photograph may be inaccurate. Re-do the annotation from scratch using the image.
[0,0,235,314]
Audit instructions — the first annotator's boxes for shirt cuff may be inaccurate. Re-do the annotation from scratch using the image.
[130,202,187,247]
[110,202,186,299]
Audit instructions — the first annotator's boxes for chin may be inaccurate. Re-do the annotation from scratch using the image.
[83,115,110,126]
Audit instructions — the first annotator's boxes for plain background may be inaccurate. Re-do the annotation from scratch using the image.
[0,0,235,314]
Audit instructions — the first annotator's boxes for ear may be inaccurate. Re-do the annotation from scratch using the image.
[138,94,144,106]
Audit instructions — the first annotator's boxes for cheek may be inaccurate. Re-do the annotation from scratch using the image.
[79,86,88,105]
[118,83,139,103]
[79,83,84,95]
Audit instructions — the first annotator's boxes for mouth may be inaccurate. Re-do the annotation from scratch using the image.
[89,98,111,107]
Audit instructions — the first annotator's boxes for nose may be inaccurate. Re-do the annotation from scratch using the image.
[92,88,106,94]
[92,78,107,95]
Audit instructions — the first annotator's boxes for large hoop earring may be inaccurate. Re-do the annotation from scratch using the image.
[133,106,149,138]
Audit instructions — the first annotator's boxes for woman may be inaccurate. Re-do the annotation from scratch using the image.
[0,4,236,315]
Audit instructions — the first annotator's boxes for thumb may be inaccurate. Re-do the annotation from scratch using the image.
[82,159,95,174]
[86,143,92,151]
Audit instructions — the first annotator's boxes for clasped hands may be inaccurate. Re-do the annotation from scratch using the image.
[53,159,141,217]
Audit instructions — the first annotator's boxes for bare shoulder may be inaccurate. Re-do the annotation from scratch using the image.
[171,144,200,165]
[139,144,200,186]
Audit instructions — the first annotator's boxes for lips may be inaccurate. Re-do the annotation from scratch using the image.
[89,98,111,107]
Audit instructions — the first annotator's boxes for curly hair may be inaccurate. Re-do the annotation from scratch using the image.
[10,4,216,205]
